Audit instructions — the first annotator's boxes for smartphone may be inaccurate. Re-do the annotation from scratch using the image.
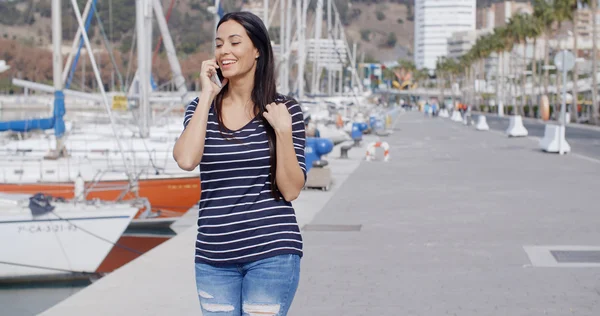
[211,72,222,88]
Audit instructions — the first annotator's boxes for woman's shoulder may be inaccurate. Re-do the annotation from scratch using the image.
[274,93,298,106]
[274,94,301,113]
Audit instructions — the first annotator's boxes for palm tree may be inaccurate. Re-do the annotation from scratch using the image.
[507,13,536,116]
[459,53,473,108]
[444,57,460,108]
[435,57,447,107]
[571,0,580,122]
[476,35,494,108]
[533,0,556,98]
[499,21,517,114]
[592,0,599,124]
[581,0,599,124]
[528,16,544,117]
[548,0,578,122]
[491,28,508,111]
[413,68,430,101]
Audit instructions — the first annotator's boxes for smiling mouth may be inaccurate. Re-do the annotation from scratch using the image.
[221,60,237,66]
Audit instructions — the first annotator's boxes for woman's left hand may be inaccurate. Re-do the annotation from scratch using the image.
[263,102,292,133]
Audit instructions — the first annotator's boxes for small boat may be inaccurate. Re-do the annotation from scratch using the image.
[0,192,139,282]
[0,116,201,222]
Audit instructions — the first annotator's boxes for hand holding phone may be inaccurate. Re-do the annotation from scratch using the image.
[200,59,227,98]
[211,72,222,88]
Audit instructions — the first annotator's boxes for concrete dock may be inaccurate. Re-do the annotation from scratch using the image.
[40,111,600,315]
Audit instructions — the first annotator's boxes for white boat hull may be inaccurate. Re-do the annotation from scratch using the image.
[0,195,138,280]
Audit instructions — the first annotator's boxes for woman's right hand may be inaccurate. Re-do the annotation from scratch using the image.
[200,59,228,98]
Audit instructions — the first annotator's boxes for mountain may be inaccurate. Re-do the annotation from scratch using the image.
[0,0,416,91]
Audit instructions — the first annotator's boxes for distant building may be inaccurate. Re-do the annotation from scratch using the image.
[476,1,533,30]
[447,29,491,60]
[414,0,476,70]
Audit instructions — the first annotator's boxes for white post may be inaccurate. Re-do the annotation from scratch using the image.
[212,0,221,56]
[82,54,86,89]
[263,0,269,29]
[351,41,356,92]
[52,0,65,152]
[279,0,286,93]
[327,0,333,95]
[52,0,62,93]
[312,0,323,94]
[559,51,567,155]
[285,0,292,94]
[153,0,187,93]
[338,70,342,95]
[136,0,150,138]
[296,0,305,98]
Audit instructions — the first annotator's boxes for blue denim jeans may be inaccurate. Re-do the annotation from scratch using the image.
[195,254,301,316]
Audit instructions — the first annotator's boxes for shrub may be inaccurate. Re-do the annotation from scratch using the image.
[386,32,397,47]
[360,29,371,42]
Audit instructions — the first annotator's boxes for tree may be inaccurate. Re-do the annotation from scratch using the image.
[490,28,507,109]
[533,0,556,97]
[589,0,599,123]
[360,29,371,42]
[528,15,544,116]
[507,14,531,116]
[386,32,397,47]
[548,0,577,121]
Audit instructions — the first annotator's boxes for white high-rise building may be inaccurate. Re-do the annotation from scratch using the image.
[414,0,476,70]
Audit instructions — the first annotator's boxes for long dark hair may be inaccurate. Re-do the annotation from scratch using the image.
[214,12,282,201]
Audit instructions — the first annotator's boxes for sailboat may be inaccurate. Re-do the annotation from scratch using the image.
[0,0,200,223]
[0,192,140,281]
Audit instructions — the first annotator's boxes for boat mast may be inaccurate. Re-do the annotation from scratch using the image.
[52,0,67,157]
[311,0,323,94]
[296,0,307,99]
[67,0,137,187]
[152,0,187,94]
[263,0,269,28]
[327,0,332,95]
[136,0,151,138]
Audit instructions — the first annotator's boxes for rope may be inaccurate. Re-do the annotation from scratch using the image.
[66,0,97,89]
[31,208,145,258]
[0,260,95,275]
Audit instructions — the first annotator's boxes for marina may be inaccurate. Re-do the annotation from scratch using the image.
[1,0,600,314]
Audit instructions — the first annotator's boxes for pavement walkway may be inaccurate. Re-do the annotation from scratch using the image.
[474,112,600,160]
[290,112,600,315]
[40,111,600,315]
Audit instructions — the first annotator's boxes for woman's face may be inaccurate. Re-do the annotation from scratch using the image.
[215,20,259,80]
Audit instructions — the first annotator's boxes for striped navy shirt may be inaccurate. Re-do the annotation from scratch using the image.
[183,94,306,265]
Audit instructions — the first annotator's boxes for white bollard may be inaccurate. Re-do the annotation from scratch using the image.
[451,110,463,122]
[74,173,85,202]
[439,108,449,118]
[475,115,489,131]
[539,124,571,154]
[505,115,528,137]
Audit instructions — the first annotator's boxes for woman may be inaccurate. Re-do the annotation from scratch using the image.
[173,11,306,316]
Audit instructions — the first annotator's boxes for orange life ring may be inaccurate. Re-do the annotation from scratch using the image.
[365,141,390,162]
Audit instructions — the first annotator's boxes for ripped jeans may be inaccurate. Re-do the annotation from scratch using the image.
[195,254,300,316]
